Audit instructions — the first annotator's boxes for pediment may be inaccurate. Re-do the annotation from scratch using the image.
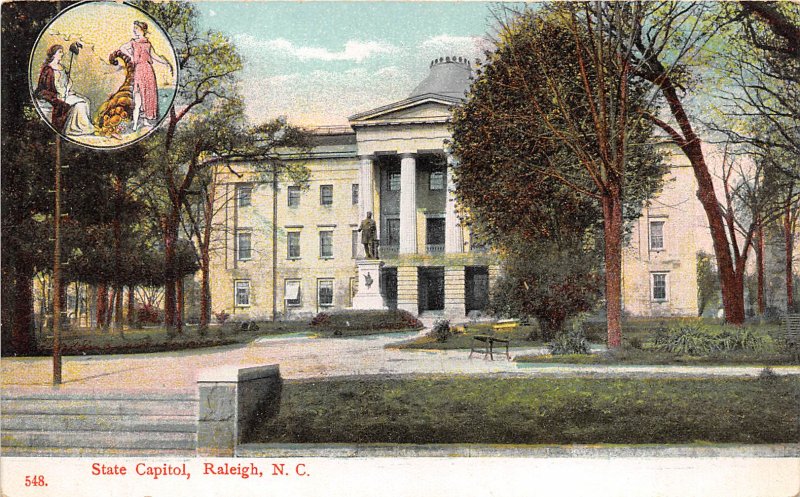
[349,94,461,126]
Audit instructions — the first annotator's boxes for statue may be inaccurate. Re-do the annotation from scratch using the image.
[358,211,378,259]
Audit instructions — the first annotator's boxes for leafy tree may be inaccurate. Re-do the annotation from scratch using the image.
[451,4,664,347]
[489,239,602,340]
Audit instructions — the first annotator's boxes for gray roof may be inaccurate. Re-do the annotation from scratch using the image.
[409,57,473,99]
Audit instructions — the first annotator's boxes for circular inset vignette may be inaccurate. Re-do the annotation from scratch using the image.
[28,0,179,149]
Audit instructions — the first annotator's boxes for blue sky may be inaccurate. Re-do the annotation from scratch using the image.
[195,2,497,125]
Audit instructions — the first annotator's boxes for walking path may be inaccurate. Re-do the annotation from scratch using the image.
[2,329,799,393]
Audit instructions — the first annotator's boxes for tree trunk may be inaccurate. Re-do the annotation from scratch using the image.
[106,287,116,329]
[127,286,136,326]
[96,283,108,330]
[176,277,184,334]
[659,83,746,324]
[786,203,795,311]
[114,285,124,337]
[756,222,765,316]
[12,269,35,355]
[602,191,624,348]
[200,261,210,333]
[162,212,179,333]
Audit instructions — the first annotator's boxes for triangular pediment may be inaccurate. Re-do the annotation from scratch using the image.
[349,94,461,125]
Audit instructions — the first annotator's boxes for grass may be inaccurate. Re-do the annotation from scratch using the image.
[515,347,800,366]
[249,375,800,444]
[391,323,543,350]
[32,321,311,356]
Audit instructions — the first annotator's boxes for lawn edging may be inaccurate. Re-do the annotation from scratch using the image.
[236,443,800,458]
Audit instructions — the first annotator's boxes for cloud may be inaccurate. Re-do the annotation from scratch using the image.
[419,34,490,60]
[235,35,397,62]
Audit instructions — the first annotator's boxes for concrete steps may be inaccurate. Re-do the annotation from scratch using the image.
[1,390,198,456]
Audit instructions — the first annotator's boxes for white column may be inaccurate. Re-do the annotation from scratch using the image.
[445,155,464,253]
[359,155,375,221]
[399,153,417,254]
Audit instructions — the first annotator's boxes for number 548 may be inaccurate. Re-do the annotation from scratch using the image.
[25,475,46,487]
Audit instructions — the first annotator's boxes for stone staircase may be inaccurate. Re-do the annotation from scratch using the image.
[1,389,198,457]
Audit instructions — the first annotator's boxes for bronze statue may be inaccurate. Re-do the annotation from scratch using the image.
[358,212,378,259]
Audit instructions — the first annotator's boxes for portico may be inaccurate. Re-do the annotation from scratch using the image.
[348,57,495,318]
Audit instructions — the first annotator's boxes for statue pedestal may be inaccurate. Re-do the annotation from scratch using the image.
[351,259,388,310]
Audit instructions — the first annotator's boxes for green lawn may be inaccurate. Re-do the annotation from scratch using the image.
[515,347,799,366]
[390,323,543,350]
[249,375,799,444]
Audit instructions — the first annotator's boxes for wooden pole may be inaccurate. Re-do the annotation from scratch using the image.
[53,136,62,385]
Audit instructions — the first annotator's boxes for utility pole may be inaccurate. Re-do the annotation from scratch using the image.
[52,136,63,385]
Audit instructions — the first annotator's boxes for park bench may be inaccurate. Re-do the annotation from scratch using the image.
[239,321,260,332]
[469,319,519,361]
[784,314,800,360]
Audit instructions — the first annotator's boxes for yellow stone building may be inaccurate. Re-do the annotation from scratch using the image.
[209,57,706,321]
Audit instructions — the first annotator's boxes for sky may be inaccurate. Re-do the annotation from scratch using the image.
[195,2,497,125]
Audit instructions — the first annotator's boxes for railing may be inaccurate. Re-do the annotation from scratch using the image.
[426,244,445,254]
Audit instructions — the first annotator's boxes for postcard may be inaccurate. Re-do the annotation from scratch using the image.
[2,1,798,496]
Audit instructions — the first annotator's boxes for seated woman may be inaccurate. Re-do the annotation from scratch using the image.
[35,44,94,136]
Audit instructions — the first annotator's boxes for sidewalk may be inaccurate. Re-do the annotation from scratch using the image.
[3,330,799,393]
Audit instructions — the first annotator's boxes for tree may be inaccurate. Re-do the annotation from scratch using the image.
[696,251,721,317]
[134,0,244,333]
[451,3,664,347]
[489,239,602,339]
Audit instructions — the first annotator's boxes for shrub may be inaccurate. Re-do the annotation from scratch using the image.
[759,366,778,380]
[428,319,451,342]
[310,310,422,332]
[548,328,590,355]
[214,310,230,325]
[654,324,716,356]
[716,327,767,352]
[135,304,162,325]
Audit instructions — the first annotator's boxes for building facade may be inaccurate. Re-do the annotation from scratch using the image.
[208,57,706,321]
[209,57,500,321]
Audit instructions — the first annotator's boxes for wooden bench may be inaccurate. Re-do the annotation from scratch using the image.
[785,314,800,360]
[469,320,519,361]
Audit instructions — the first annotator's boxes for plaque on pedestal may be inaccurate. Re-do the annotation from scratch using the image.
[351,259,388,310]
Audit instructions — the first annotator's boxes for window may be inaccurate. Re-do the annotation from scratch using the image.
[288,186,300,207]
[426,217,445,245]
[287,231,301,259]
[285,279,301,307]
[650,220,665,251]
[237,185,252,207]
[235,280,250,307]
[236,231,252,260]
[320,185,333,206]
[352,229,359,259]
[652,273,668,301]
[386,218,400,247]
[319,230,333,258]
[389,173,401,191]
[318,279,334,307]
[351,184,359,205]
[429,170,445,190]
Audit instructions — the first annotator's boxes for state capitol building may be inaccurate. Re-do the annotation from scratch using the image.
[209,56,703,321]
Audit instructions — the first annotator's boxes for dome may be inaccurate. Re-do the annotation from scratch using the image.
[409,56,472,99]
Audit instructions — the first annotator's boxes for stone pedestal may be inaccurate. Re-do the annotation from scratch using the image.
[351,259,388,310]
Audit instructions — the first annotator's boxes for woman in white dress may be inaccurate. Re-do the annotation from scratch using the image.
[36,45,94,136]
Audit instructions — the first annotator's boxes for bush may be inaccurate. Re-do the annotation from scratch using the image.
[428,319,451,342]
[654,324,716,356]
[716,327,767,352]
[135,304,162,325]
[310,310,422,332]
[548,328,590,355]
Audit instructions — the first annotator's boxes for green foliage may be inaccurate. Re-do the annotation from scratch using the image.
[310,310,423,334]
[428,319,452,343]
[489,240,602,339]
[548,328,591,355]
[654,324,769,356]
